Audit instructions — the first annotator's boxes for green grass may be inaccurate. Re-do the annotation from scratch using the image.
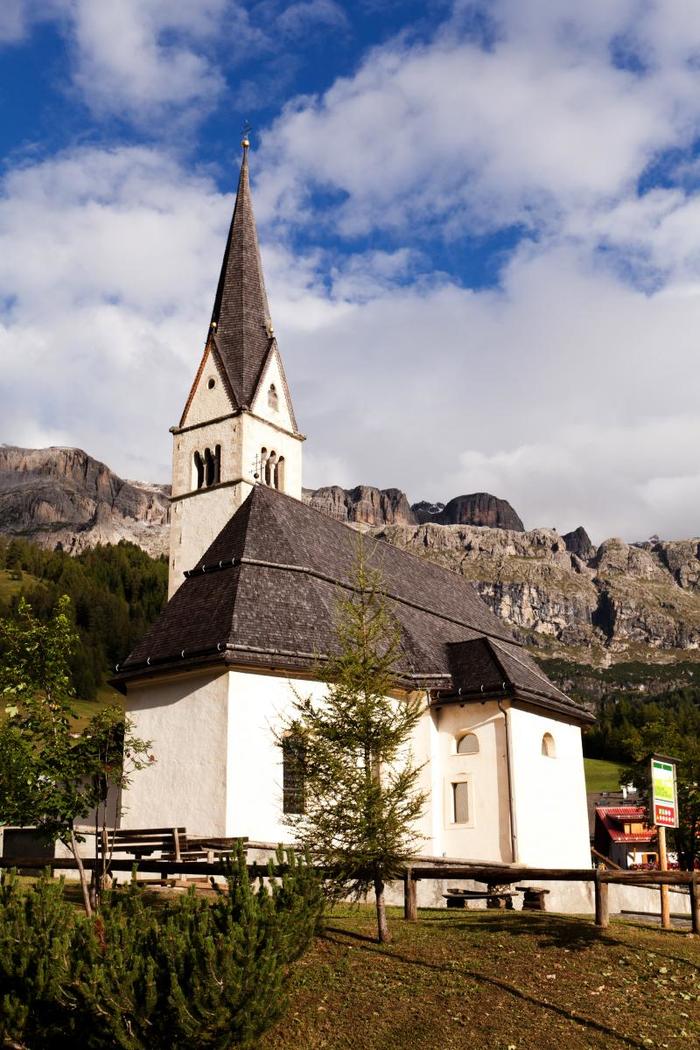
[260,905,700,1050]
[584,757,626,793]
[0,567,44,603]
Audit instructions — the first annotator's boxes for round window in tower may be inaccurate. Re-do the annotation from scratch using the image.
[208,377,216,389]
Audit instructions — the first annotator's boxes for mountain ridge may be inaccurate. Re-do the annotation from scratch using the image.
[1,445,698,666]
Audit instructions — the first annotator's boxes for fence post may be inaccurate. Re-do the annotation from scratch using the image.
[404,868,417,922]
[594,871,609,929]
[691,873,700,936]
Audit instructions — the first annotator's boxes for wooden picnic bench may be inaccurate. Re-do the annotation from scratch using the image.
[100,827,187,862]
[444,887,519,910]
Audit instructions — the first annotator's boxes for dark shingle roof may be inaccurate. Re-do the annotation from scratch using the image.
[113,485,592,724]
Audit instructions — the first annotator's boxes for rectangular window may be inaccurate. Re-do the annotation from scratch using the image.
[452,780,469,825]
[282,738,305,815]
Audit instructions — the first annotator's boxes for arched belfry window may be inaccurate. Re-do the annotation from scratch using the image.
[541,733,556,758]
[268,383,279,411]
[193,451,204,490]
[204,447,215,487]
[456,733,479,755]
[275,455,285,492]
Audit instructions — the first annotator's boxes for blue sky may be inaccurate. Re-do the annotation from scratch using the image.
[1,1,700,542]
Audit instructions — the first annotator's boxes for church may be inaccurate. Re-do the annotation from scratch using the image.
[113,139,593,870]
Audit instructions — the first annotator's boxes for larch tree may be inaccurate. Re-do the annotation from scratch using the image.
[281,549,426,943]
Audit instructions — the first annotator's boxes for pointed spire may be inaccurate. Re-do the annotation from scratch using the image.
[208,137,275,410]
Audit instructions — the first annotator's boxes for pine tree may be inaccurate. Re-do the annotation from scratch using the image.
[282,548,426,943]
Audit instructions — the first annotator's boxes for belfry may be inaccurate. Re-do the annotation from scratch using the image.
[168,137,302,597]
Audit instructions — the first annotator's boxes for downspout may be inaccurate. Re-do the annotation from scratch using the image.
[498,698,519,864]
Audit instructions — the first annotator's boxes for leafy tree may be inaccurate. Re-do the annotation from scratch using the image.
[281,551,426,943]
[621,720,700,870]
[0,596,152,915]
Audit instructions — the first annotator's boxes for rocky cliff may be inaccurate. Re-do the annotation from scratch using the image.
[2,446,699,665]
[0,446,170,557]
[369,522,700,661]
[303,485,523,530]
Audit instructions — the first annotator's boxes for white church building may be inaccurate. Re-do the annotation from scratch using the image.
[113,141,593,871]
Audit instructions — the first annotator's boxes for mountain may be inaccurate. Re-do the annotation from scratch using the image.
[2,446,699,667]
[0,446,170,557]
[303,485,523,530]
[368,522,700,661]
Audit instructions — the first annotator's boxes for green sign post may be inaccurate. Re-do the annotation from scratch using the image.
[650,756,679,829]
[649,754,679,930]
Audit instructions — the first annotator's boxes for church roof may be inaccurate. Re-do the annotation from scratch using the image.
[113,485,592,724]
[180,143,298,429]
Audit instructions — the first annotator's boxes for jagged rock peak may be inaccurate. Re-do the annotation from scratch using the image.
[414,492,525,531]
[562,526,596,561]
[302,485,416,525]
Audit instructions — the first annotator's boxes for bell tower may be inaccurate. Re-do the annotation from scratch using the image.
[168,137,303,597]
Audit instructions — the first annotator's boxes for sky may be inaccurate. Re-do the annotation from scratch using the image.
[1,1,699,543]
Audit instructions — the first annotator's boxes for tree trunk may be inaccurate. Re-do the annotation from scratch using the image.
[70,828,93,918]
[374,876,391,944]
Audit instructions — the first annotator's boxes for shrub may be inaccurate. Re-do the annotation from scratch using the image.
[0,846,322,1049]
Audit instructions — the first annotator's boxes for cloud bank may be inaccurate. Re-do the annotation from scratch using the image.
[1,2,700,543]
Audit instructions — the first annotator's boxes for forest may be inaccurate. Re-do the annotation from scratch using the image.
[0,537,167,699]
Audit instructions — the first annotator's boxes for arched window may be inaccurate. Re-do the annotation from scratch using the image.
[456,733,479,755]
[213,444,221,485]
[275,455,285,492]
[204,447,215,487]
[193,450,204,490]
[265,451,277,487]
[268,383,279,410]
[282,735,305,814]
[541,733,556,758]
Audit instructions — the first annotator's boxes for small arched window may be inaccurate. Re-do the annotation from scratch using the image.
[275,455,285,492]
[204,447,215,487]
[541,733,556,758]
[456,733,479,755]
[268,383,279,410]
[193,450,204,490]
[265,451,277,487]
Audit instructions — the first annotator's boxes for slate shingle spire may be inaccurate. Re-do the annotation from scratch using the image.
[208,135,275,411]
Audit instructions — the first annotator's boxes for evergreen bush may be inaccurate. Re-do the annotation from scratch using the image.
[0,846,322,1049]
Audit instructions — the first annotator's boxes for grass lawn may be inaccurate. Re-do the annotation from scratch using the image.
[0,567,44,603]
[261,905,700,1050]
[584,757,626,792]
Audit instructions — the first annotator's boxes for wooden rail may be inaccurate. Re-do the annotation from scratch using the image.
[402,864,700,934]
[2,854,698,935]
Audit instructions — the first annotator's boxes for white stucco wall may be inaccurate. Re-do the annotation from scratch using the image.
[121,671,230,834]
[427,701,514,863]
[122,669,590,876]
[508,704,591,868]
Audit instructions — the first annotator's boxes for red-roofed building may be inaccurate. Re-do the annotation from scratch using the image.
[594,805,658,869]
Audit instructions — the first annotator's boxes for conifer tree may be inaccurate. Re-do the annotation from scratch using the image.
[282,549,426,943]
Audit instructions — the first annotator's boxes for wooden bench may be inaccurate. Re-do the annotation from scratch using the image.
[444,887,518,910]
[100,828,187,862]
[516,886,550,911]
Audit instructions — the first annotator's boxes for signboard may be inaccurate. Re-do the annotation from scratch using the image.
[650,756,678,828]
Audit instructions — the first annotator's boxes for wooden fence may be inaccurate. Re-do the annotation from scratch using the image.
[1,853,698,935]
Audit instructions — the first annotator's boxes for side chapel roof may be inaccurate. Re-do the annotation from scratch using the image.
[179,142,298,430]
[113,485,592,724]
